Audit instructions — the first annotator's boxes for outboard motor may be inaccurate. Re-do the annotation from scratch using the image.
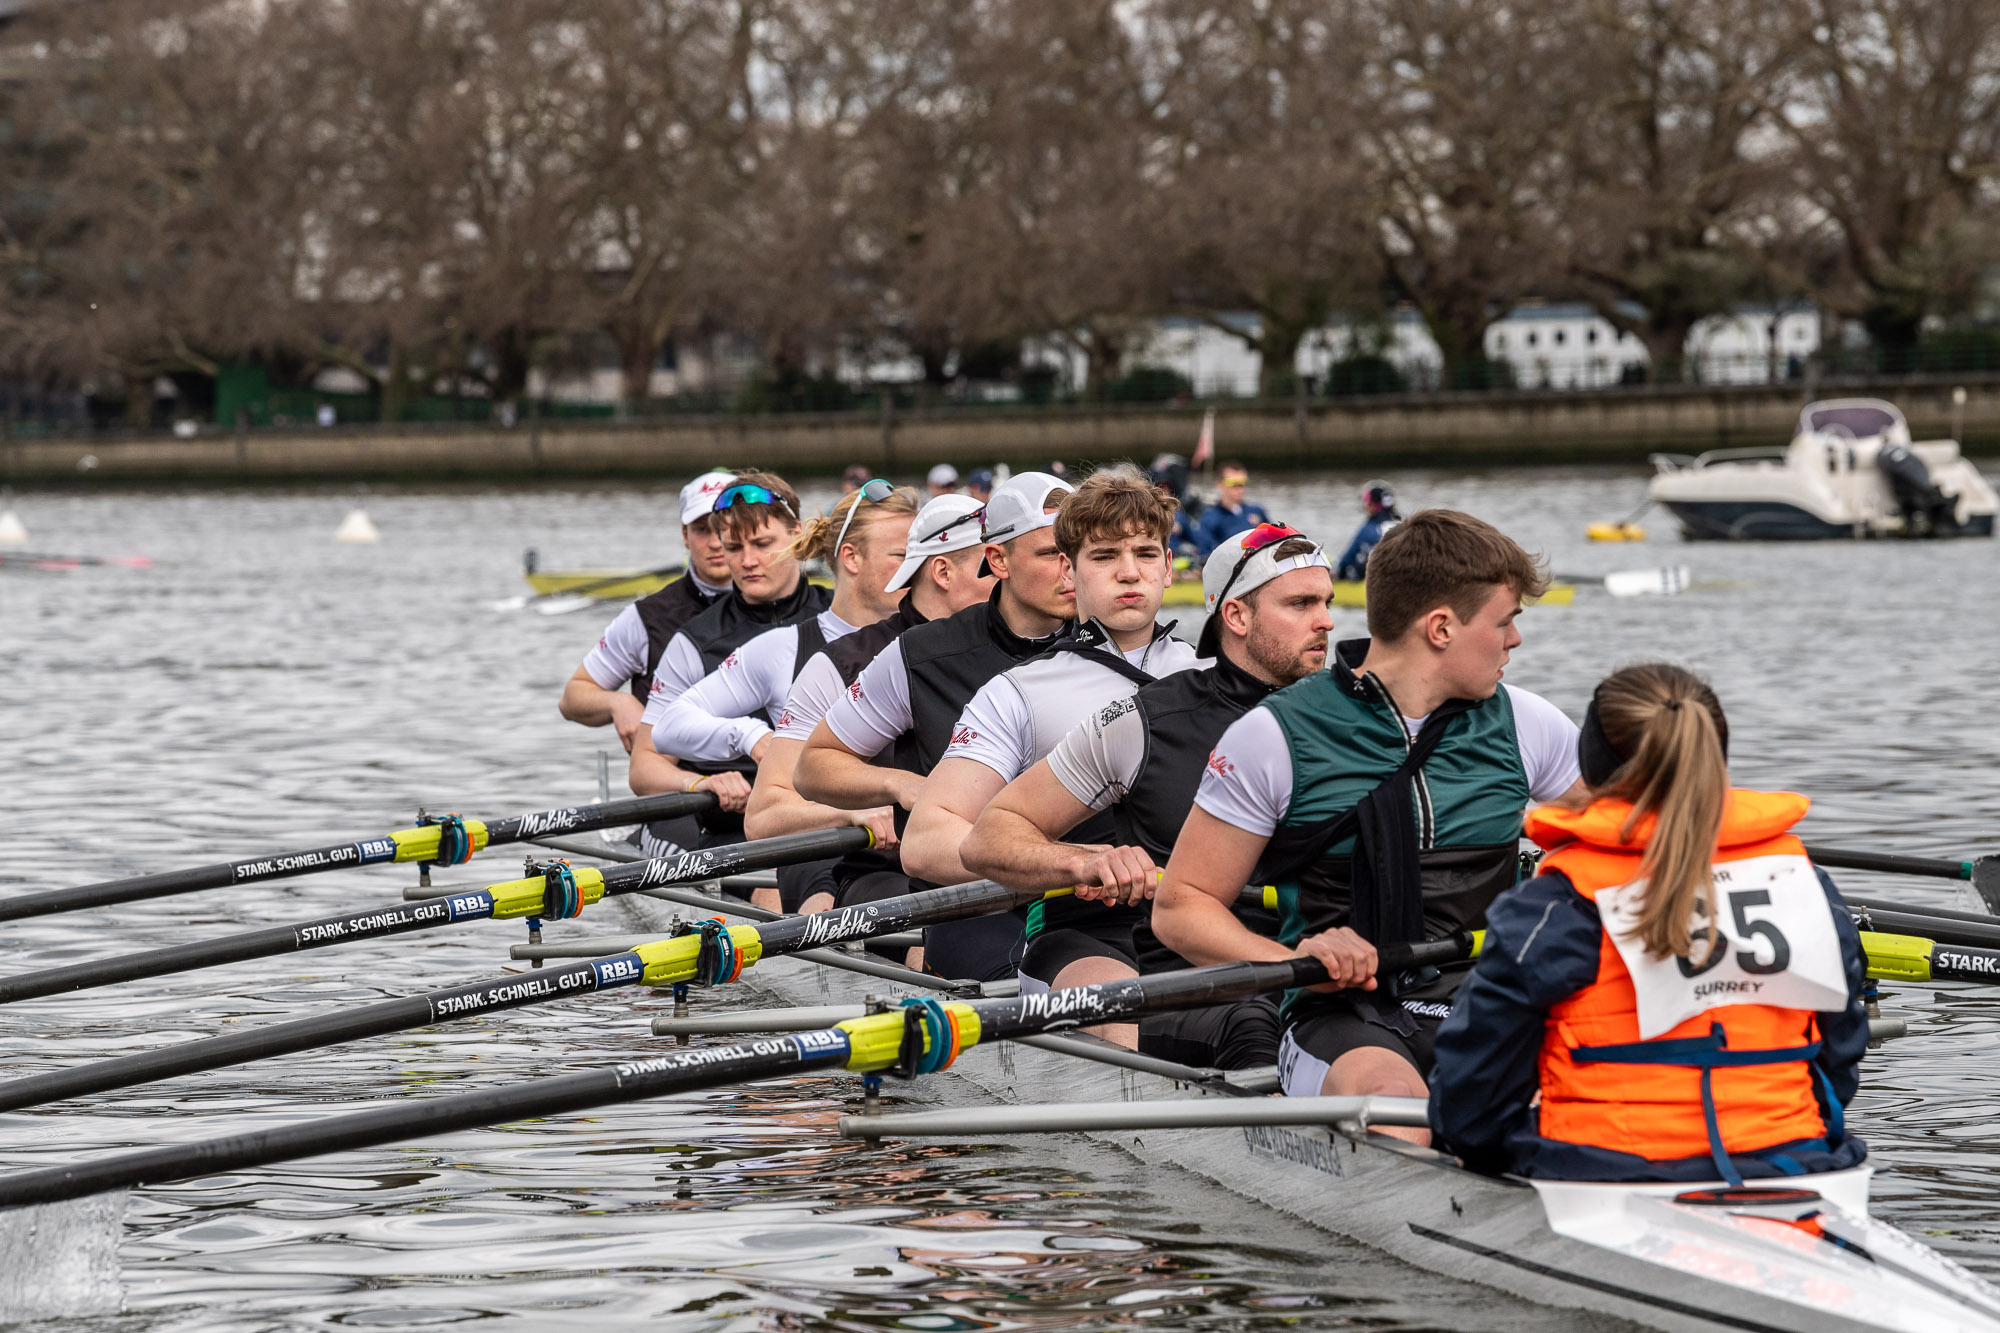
[1877,442,1959,535]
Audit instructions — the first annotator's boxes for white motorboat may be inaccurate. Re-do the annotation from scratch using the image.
[597,878,2000,1333]
[1648,398,1997,540]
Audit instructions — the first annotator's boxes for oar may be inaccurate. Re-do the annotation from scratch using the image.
[0,791,714,924]
[491,561,683,614]
[0,826,868,1005]
[0,940,1473,1212]
[0,875,1040,1114]
[1862,931,2000,985]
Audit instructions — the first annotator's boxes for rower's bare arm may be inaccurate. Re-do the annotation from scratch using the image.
[559,666,645,749]
[902,758,1008,887]
[963,762,1116,894]
[626,726,699,797]
[1154,809,1295,966]
[794,719,922,811]
[744,737,900,848]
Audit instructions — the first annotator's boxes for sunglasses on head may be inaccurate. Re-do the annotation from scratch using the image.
[1213,523,1308,608]
[833,478,898,557]
[713,483,798,523]
[921,505,985,544]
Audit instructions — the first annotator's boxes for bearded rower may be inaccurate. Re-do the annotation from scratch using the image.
[961,523,1335,1064]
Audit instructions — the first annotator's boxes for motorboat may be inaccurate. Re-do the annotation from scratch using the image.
[1648,398,1997,540]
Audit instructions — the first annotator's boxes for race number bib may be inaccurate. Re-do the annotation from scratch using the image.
[1596,854,1848,1040]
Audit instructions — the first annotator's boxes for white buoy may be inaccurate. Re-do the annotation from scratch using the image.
[334,509,381,544]
[0,510,26,547]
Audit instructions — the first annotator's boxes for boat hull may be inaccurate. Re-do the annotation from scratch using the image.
[608,890,2000,1333]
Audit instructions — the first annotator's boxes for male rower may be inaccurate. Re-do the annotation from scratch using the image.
[901,469,1201,1014]
[558,469,736,751]
[741,492,996,916]
[629,472,829,853]
[1152,509,1586,1142]
[796,471,1077,978]
[961,524,1335,1064]
[1336,480,1402,582]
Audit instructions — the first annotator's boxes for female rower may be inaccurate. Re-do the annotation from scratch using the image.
[1429,662,1870,1184]
[653,481,920,906]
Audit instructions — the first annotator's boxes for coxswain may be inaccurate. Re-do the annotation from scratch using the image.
[629,472,829,854]
[796,471,1078,980]
[1335,480,1401,582]
[899,469,1199,1020]
[1152,509,1585,1142]
[926,463,960,497]
[963,524,1335,1063]
[1429,663,1869,1184]
[558,470,735,752]
[652,481,920,909]
[742,493,994,920]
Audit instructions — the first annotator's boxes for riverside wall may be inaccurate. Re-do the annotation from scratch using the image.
[5,375,1998,486]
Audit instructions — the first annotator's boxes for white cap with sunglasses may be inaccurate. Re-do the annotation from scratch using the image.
[884,493,988,592]
[973,471,1074,577]
[679,470,737,526]
[1197,523,1331,656]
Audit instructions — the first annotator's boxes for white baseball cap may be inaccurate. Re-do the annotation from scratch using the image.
[976,471,1075,576]
[926,463,960,489]
[884,493,988,592]
[1197,523,1331,656]
[679,470,737,526]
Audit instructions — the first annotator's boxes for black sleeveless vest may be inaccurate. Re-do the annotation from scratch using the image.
[629,575,724,702]
[1112,653,1282,972]
[671,574,831,780]
[893,584,1065,778]
[826,598,928,686]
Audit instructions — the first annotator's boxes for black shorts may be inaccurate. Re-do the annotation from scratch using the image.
[924,911,1023,985]
[1019,922,1139,987]
[835,869,915,910]
[1138,996,1281,1072]
[776,858,839,914]
[1278,995,1445,1097]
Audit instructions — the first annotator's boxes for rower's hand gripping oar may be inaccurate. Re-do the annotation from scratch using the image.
[0,875,1048,1114]
[0,938,1477,1213]
[0,791,719,923]
[0,824,863,1005]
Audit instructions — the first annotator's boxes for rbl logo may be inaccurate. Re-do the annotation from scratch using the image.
[1206,749,1235,779]
[949,725,979,748]
[848,682,864,701]
[598,636,607,649]
[775,709,794,729]
[724,652,740,669]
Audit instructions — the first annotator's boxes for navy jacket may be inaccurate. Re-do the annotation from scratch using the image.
[1193,500,1270,559]
[1428,865,1871,1181]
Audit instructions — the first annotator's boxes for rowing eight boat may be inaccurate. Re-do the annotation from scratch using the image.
[595,865,2000,1333]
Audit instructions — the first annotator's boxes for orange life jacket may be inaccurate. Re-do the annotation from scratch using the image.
[1527,789,1848,1183]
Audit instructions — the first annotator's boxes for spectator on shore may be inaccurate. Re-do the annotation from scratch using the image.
[967,468,995,503]
[842,464,871,494]
[1193,463,1269,558]
[1149,454,1198,564]
[927,463,960,496]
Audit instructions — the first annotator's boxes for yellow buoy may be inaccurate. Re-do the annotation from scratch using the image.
[1587,522,1647,543]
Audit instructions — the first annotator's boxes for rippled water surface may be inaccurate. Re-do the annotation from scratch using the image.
[2,468,1998,1330]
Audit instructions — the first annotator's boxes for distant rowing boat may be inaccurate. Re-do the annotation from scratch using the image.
[521,562,1577,609]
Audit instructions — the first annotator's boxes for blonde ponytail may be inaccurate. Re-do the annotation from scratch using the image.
[1592,664,1730,961]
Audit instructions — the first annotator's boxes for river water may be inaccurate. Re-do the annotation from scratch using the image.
[0,468,1997,1331]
